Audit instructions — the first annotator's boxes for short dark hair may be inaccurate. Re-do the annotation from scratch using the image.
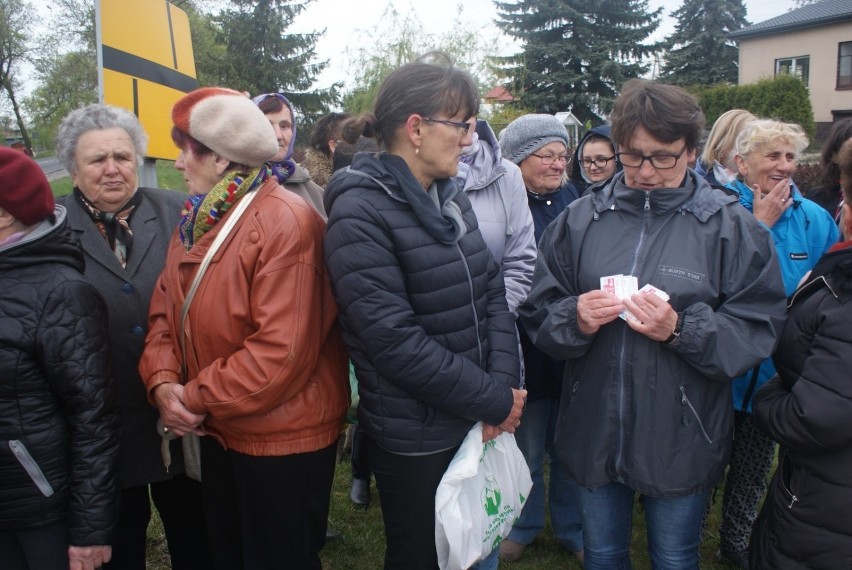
[311,112,351,156]
[839,138,852,205]
[340,51,479,150]
[256,96,285,115]
[610,80,705,150]
[332,136,380,172]
[820,118,852,187]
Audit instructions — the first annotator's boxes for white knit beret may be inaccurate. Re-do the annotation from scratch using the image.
[499,114,570,165]
[172,87,278,167]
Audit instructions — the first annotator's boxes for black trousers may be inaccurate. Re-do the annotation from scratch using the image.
[350,423,372,480]
[104,475,211,570]
[368,438,459,570]
[200,436,337,570]
[0,521,67,570]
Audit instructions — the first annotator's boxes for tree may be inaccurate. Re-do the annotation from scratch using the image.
[0,0,34,152]
[24,50,97,144]
[659,0,748,86]
[341,5,500,115]
[493,0,661,124]
[210,0,339,126]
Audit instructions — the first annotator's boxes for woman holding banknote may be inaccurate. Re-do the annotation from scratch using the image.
[519,80,787,568]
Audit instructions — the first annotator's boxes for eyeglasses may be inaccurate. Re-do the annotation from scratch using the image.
[616,146,687,170]
[581,156,616,169]
[423,117,471,135]
[530,153,569,166]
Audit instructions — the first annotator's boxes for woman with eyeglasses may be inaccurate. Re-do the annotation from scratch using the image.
[715,119,839,568]
[519,80,787,568]
[492,113,585,566]
[323,53,524,569]
[568,125,621,197]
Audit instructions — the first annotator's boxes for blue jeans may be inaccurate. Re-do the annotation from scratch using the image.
[577,481,709,570]
[507,397,583,551]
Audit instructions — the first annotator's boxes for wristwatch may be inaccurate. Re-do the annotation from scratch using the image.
[664,312,684,345]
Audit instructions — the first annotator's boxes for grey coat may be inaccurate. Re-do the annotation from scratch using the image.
[60,187,186,488]
[519,171,787,496]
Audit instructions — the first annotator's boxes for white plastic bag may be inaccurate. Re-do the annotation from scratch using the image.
[435,422,533,570]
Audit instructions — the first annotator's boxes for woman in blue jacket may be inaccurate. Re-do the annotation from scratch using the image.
[718,119,839,567]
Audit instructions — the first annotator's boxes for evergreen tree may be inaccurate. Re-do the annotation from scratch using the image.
[212,0,339,125]
[659,0,749,86]
[493,0,661,124]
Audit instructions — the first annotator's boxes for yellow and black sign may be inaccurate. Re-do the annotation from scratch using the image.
[97,0,198,160]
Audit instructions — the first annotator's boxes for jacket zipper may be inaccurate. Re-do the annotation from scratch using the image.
[8,440,55,497]
[778,454,799,509]
[679,387,713,444]
[615,192,652,474]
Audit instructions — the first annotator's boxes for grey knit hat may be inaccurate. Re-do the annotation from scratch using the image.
[499,114,570,165]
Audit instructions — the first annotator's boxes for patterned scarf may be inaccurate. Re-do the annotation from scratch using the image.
[178,166,270,251]
[73,187,143,268]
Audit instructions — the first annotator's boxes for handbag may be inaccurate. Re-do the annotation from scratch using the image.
[435,422,533,570]
[159,187,261,482]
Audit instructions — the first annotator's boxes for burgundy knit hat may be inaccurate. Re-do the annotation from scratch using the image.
[172,87,278,167]
[0,147,55,225]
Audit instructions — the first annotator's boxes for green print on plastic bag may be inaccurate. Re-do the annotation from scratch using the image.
[482,475,502,516]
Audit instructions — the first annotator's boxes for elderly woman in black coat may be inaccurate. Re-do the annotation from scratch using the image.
[0,147,119,570]
[55,104,210,569]
[750,138,852,569]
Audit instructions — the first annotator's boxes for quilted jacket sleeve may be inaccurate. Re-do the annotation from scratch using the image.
[754,293,852,454]
[39,279,119,547]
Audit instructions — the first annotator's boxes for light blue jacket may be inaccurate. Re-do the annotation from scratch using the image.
[727,179,839,412]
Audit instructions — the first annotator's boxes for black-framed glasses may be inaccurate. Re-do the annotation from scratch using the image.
[581,156,616,169]
[530,152,569,166]
[423,117,471,135]
[616,146,687,170]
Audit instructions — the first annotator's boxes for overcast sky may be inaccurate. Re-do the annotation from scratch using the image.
[16,0,799,104]
[292,0,799,90]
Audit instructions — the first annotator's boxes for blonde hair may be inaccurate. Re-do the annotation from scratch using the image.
[701,109,757,168]
[734,119,809,159]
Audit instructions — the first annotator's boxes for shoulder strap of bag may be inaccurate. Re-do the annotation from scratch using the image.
[179,188,261,378]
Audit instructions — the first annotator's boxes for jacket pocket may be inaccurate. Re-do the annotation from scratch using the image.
[8,440,55,497]
[679,386,713,445]
[777,452,799,510]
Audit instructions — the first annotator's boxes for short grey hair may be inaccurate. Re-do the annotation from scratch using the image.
[56,104,148,174]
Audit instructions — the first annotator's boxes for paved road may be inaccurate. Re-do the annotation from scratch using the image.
[37,156,69,181]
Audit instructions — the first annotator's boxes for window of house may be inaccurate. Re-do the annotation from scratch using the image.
[775,56,810,85]
[838,42,852,89]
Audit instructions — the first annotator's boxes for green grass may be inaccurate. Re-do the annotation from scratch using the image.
[49,160,187,197]
[145,454,739,569]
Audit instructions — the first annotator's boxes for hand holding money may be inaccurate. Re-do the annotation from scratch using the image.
[623,289,679,342]
[577,289,624,335]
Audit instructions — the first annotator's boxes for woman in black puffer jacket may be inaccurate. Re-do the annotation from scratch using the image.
[750,139,852,569]
[0,148,119,570]
[324,54,524,570]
